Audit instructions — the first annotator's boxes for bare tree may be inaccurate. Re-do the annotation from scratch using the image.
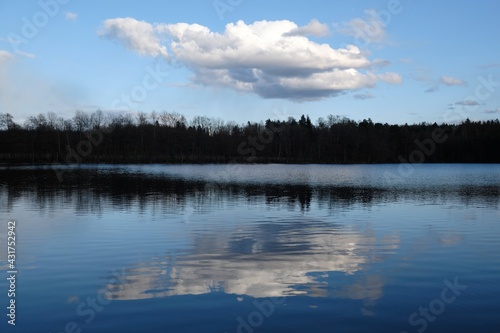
[0,113,15,130]
[73,110,91,131]
[176,114,187,127]
[55,117,65,131]
[123,113,134,126]
[90,110,104,129]
[159,111,186,127]
[191,116,225,135]
[159,111,174,127]
[136,112,149,126]
[46,112,58,130]
[32,113,49,129]
[222,121,239,135]
[191,115,208,130]
[211,117,222,135]
[150,111,159,126]
[63,119,73,131]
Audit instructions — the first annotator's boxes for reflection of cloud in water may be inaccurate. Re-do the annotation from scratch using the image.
[104,225,399,301]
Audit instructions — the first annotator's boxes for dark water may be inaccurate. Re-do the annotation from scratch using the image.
[0,164,499,333]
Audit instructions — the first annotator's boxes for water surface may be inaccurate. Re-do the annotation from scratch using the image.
[0,164,499,332]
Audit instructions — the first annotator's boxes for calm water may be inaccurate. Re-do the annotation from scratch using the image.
[0,164,499,332]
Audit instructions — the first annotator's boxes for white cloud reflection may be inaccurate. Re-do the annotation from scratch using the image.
[103,225,399,301]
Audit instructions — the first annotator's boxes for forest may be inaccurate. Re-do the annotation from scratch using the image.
[0,110,499,164]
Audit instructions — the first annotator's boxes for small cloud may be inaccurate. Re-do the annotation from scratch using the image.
[400,58,413,64]
[0,50,13,63]
[0,37,25,51]
[65,11,78,21]
[283,19,330,37]
[377,72,403,85]
[16,50,36,59]
[372,59,391,69]
[484,108,500,114]
[337,9,387,45]
[353,93,374,100]
[440,76,466,87]
[424,75,465,93]
[455,100,480,106]
[167,82,197,89]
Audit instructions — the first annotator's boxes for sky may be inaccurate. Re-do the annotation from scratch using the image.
[1,0,500,126]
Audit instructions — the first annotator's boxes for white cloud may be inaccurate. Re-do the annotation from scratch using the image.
[337,9,387,45]
[98,18,168,58]
[100,18,401,101]
[158,21,370,70]
[16,51,35,59]
[283,19,330,37]
[425,75,466,93]
[0,50,13,63]
[440,76,465,86]
[65,11,78,22]
[377,72,403,85]
[0,47,36,59]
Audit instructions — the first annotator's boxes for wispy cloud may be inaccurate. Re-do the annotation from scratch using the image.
[17,51,36,59]
[0,50,14,63]
[425,86,439,93]
[484,108,500,114]
[455,100,480,106]
[371,59,391,69]
[440,76,466,87]
[479,63,500,69]
[283,19,330,37]
[377,72,403,85]
[65,11,78,21]
[0,63,86,123]
[336,9,387,45]
[353,93,375,100]
[425,75,466,93]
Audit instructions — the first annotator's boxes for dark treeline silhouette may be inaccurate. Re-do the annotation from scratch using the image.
[1,110,499,164]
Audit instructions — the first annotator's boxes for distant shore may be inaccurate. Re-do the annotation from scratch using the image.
[1,111,500,165]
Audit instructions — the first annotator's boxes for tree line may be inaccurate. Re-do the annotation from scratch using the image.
[0,110,499,164]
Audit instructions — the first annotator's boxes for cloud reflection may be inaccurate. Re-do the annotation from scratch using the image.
[103,223,399,302]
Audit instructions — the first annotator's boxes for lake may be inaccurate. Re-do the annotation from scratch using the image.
[0,164,499,332]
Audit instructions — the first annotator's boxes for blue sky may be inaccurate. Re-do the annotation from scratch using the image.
[1,0,500,125]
